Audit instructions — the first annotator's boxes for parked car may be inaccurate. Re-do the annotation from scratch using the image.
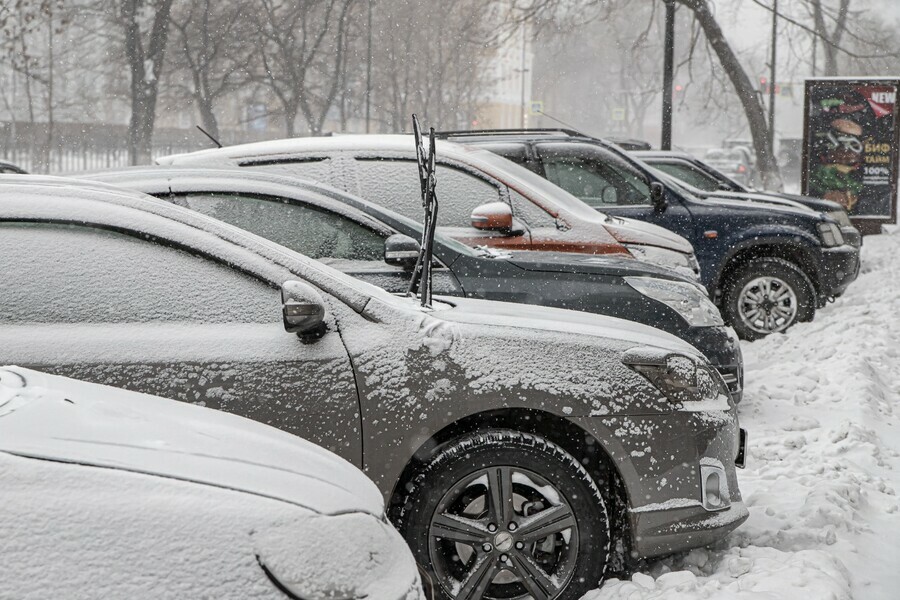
[442,129,861,340]
[0,365,422,599]
[631,150,861,248]
[156,134,702,281]
[0,159,27,174]
[86,166,743,401]
[1,176,748,600]
[704,147,755,187]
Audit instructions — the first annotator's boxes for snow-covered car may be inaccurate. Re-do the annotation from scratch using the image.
[0,365,422,600]
[0,176,748,600]
[84,166,743,402]
[156,134,702,281]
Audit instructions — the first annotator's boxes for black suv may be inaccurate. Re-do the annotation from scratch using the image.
[442,129,861,340]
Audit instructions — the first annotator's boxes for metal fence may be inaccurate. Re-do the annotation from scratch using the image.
[0,121,271,174]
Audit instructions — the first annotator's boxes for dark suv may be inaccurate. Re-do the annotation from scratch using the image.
[445,130,861,340]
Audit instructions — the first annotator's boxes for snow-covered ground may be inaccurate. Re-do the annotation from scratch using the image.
[587,230,900,600]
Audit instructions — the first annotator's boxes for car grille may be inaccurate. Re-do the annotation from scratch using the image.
[718,367,742,397]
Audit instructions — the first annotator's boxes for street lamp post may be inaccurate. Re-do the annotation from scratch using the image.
[661,0,676,150]
[768,0,778,156]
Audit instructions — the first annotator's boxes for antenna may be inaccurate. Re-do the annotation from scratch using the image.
[195,125,223,148]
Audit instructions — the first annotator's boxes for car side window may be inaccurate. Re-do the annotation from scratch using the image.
[542,154,620,207]
[509,189,559,228]
[539,143,652,207]
[0,223,279,324]
[651,162,722,192]
[353,159,504,227]
[178,193,386,261]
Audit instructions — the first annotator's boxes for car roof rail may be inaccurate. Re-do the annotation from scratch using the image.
[434,128,587,139]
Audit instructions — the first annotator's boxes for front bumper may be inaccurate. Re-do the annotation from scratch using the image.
[818,244,860,303]
[575,406,748,559]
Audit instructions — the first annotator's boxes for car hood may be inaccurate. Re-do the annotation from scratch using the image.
[704,190,835,213]
[603,215,694,254]
[695,193,819,218]
[432,296,699,357]
[504,250,694,282]
[0,366,383,516]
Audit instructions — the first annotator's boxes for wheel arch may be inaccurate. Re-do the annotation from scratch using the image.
[386,407,635,574]
[715,238,821,299]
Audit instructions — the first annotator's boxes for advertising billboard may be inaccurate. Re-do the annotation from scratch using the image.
[802,78,900,233]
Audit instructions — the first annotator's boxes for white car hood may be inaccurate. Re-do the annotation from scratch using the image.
[0,366,383,516]
[605,215,695,254]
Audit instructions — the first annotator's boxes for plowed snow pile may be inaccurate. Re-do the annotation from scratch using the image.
[587,230,900,600]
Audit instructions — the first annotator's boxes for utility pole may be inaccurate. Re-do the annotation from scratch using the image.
[365,0,373,133]
[520,24,528,129]
[661,0,675,150]
[768,0,778,156]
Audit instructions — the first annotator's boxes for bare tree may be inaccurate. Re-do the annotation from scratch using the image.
[166,0,255,140]
[671,0,780,188]
[0,0,67,172]
[371,0,497,131]
[806,0,850,76]
[117,0,173,164]
[253,0,357,136]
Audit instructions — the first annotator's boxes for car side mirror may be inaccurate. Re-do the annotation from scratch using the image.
[281,280,326,338]
[601,186,618,205]
[650,182,667,212]
[717,183,733,192]
[384,234,420,270]
[471,202,524,235]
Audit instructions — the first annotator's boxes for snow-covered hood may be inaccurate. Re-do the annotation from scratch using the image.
[603,215,695,254]
[505,250,694,282]
[432,296,700,357]
[695,193,819,218]
[0,366,383,516]
[703,190,818,212]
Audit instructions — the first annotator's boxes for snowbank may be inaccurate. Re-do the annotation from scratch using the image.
[586,229,900,600]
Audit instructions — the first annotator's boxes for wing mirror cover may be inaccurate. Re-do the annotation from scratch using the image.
[384,234,421,269]
[470,201,527,235]
[650,182,668,212]
[281,280,326,338]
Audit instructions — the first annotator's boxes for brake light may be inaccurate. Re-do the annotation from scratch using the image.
[737,164,747,174]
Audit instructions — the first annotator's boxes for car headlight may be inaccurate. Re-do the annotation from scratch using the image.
[622,348,729,408]
[816,221,845,247]
[625,276,723,327]
[827,209,852,228]
[623,244,702,282]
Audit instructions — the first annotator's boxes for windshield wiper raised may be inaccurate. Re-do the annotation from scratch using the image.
[406,114,439,309]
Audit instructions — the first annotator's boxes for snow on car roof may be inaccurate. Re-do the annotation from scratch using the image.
[0,366,384,516]
[158,134,611,224]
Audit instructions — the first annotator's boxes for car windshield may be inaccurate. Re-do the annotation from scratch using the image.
[646,166,706,201]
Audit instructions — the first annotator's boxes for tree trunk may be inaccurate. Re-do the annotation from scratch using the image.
[121,0,174,165]
[810,0,850,76]
[678,0,782,189]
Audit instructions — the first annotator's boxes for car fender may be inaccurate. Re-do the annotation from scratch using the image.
[711,227,821,291]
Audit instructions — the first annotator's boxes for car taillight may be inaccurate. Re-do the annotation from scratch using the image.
[737,164,747,174]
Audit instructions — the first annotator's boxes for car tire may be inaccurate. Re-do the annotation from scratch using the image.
[398,429,610,600]
[722,256,816,341]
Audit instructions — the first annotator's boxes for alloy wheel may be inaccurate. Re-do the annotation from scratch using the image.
[737,276,798,334]
[427,466,579,600]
